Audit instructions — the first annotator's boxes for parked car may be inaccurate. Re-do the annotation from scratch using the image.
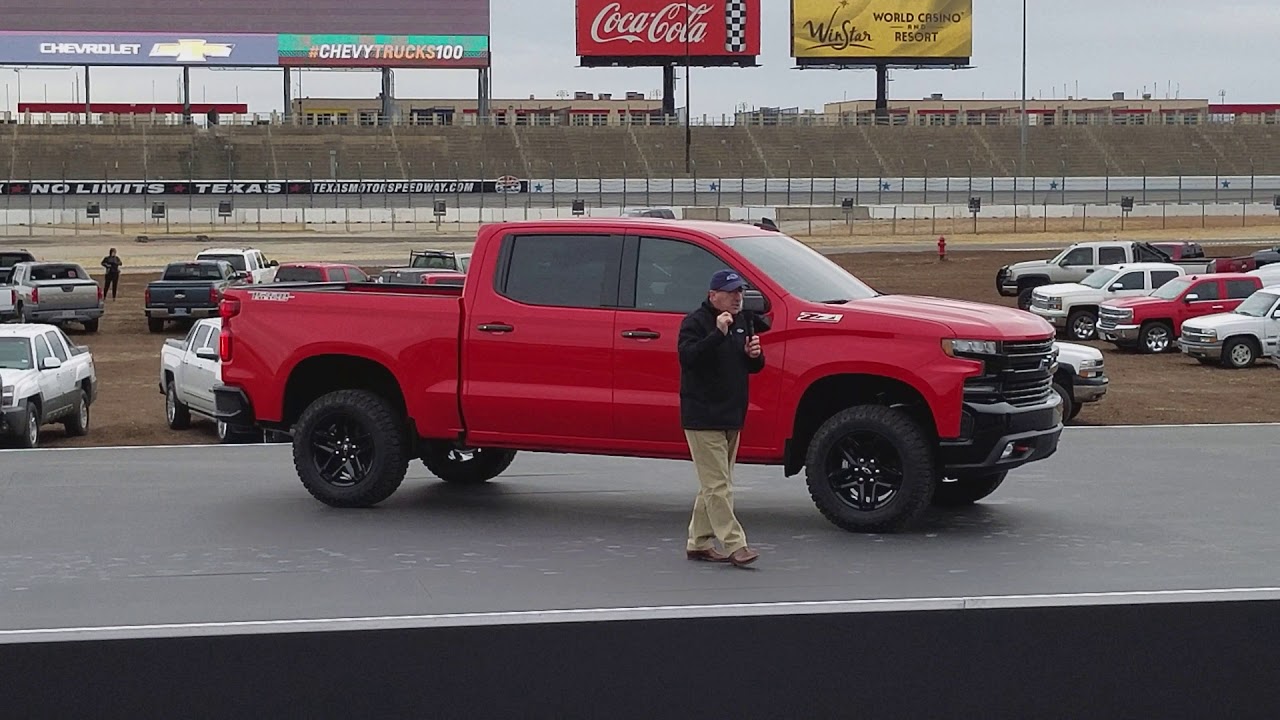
[1051,342,1108,424]
[1250,245,1280,268]
[0,323,97,448]
[408,249,470,273]
[273,262,370,283]
[998,241,1253,309]
[0,249,38,285]
[1029,263,1186,341]
[159,318,273,443]
[145,260,247,333]
[1246,263,1280,286]
[212,218,1066,533]
[1097,273,1264,353]
[1177,285,1280,368]
[7,261,104,332]
[378,268,466,285]
[195,246,278,284]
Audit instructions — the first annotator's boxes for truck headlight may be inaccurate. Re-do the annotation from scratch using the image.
[1047,297,1062,310]
[943,338,1000,356]
[1,385,13,407]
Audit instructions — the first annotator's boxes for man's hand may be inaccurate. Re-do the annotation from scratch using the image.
[717,312,733,335]
[745,335,762,358]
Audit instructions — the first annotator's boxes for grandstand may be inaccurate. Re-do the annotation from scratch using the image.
[1,121,1278,182]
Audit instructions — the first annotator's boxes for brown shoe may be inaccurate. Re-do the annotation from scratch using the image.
[729,547,759,567]
[686,547,730,563]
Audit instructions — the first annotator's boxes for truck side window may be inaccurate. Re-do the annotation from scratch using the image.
[1150,270,1181,288]
[501,234,622,308]
[1061,247,1093,266]
[1098,247,1126,265]
[1190,281,1220,301]
[1225,280,1258,299]
[43,331,68,362]
[1136,245,1166,262]
[191,326,212,351]
[1112,272,1145,290]
[634,237,734,313]
[33,335,52,365]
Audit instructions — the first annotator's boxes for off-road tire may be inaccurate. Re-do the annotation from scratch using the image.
[804,405,936,533]
[421,445,518,484]
[932,471,1009,507]
[64,389,89,437]
[292,389,409,508]
[165,381,191,430]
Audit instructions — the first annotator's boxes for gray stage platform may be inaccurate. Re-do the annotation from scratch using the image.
[2,424,1278,637]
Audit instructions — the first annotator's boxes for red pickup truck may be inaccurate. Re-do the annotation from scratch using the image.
[212,219,1064,533]
[1096,272,1264,353]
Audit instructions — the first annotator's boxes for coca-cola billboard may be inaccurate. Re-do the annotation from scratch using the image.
[576,0,760,66]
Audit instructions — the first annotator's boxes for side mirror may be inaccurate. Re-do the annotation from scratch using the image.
[41,356,62,370]
[1110,284,1123,291]
[1184,293,1199,303]
[195,347,219,361]
[269,260,279,267]
[743,289,772,333]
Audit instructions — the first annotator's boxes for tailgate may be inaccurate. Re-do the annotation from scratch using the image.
[150,282,218,309]
[34,281,99,310]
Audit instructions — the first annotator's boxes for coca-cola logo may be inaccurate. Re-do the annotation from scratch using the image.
[589,2,713,45]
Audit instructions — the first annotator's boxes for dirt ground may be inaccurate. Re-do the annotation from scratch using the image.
[6,237,1279,450]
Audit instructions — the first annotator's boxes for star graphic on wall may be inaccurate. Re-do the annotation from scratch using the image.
[288,183,305,193]
[9,183,25,193]
[171,184,187,193]
[1222,180,1231,188]
[709,182,719,191]
[534,183,544,192]
[881,181,891,191]
[1050,181,1059,190]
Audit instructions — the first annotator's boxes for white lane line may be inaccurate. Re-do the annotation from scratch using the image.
[3,587,1279,644]
[3,422,1276,455]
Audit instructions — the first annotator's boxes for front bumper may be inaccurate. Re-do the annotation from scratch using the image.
[27,307,104,323]
[213,384,257,428]
[939,398,1063,472]
[1097,323,1140,343]
[0,406,28,437]
[1073,375,1109,403]
[146,306,219,320]
[995,267,1017,297]
[1178,338,1223,359]
[1030,306,1068,328]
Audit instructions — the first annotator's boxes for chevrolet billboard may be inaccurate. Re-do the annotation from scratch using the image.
[790,0,972,65]
[278,34,491,68]
[0,32,278,65]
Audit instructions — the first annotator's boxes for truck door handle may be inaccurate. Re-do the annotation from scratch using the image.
[1211,305,1225,310]
[621,330,661,339]
[477,323,514,333]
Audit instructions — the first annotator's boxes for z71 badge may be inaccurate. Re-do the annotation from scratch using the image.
[797,312,844,323]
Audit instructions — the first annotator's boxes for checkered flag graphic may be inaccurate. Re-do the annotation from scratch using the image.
[724,0,748,53]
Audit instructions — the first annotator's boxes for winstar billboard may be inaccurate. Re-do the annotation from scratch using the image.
[576,0,761,67]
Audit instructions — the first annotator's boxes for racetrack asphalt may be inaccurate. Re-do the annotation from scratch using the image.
[2,424,1278,632]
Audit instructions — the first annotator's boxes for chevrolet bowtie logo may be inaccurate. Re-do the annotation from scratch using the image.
[149,39,234,62]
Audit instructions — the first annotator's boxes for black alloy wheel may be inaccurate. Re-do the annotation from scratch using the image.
[292,389,409,508]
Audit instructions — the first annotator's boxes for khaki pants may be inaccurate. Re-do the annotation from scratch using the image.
[684,429,746,554]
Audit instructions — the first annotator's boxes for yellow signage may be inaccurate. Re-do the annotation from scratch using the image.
[791,0,973,61]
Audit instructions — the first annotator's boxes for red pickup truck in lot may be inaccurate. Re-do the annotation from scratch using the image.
[213,219,1064,533]
[1096,272,1264,353]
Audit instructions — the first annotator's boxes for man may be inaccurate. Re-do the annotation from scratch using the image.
[677,269,765,568]
[101,248,122,300]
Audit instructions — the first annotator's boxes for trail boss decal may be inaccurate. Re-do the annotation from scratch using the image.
[797,311,843,323]
[248,291,294,302]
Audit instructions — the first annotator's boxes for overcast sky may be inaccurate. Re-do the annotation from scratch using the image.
[1,0,1272,116]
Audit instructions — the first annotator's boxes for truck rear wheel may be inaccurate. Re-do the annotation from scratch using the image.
[292,389,409,508]
[932,471,1008,507]
[421,444,517,484]
[148,317,165,333]
[804,405,936,533]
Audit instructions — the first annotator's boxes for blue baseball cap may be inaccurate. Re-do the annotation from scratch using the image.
[710,269,745,291]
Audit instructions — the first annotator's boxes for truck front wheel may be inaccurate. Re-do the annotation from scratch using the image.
[292,389,409,508]
[421,444,517,484]
[804,405,936,533]
[932,471,1008,507]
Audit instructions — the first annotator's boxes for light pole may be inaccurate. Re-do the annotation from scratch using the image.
[1019,0,1027,183]
[684,3,692,174]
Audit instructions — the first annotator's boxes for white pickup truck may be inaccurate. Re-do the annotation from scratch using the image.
[1052,341,1109,423]
[1030,262,1186,341]
[1178,284,1280,368]
[0,284,15,322]
[195,247,279,285]
[0,323,97,448]
[160,317,269,443]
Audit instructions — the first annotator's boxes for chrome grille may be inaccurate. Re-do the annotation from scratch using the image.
[1097,306,1131,329]
[963,338,1055,407]
[1031,295,1052,310]
[1182,328,1216,343]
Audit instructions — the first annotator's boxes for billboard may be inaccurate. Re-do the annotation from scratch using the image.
[0,1,490,36]
[279,35,490,68]
[790,0,972,66]
[576,0,761,67]
[0,32,278,66]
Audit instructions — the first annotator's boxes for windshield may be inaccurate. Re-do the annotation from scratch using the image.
[722,235,879,303]
[1234,291,1279,318]
[1080,268,1120,290]
[164,263,225,281]
[411,253,456,270]
[0,253,33,268]
[0,337,33,370]
[1151,277,1193,300]
[199,254,246,271]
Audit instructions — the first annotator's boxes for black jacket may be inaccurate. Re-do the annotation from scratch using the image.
[678,301,766,430]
